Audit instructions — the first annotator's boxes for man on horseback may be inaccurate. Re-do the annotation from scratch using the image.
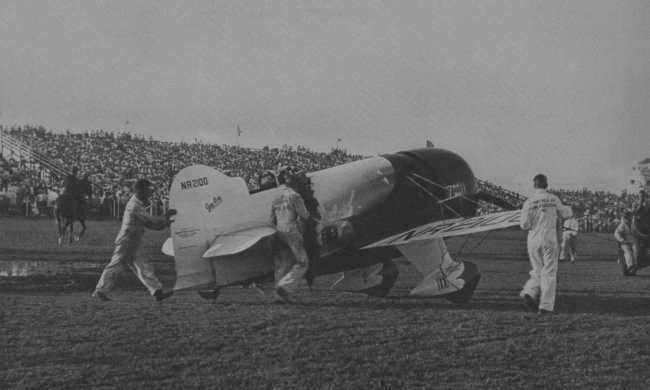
[63,167,80,198]
[77,173,92,219]
[56,167,88,244]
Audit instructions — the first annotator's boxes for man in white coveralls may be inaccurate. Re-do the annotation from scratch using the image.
[559,206,579,262]
[615,211,638,275]
[520,174,572,314]
[271,173,311,302]
[93,179,175,302]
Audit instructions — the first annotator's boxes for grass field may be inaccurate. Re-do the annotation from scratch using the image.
[2,218,650,389]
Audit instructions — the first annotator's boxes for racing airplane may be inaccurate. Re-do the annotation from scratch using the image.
[163,147,521,303]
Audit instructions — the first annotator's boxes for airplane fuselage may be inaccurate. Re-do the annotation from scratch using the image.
[306,148,478,277]
[169,148,479,291]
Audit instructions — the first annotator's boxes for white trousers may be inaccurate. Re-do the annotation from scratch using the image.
[559,232,577,261]
[621,242,639,268]
[521,238,558,311]
[95,239,162,295]
[274,228,309,292]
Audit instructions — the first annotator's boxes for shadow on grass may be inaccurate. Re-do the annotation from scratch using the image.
[556,294,650,316]
[211,290,650,317]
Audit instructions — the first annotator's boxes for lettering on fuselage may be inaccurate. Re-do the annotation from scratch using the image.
[180,177,209,190]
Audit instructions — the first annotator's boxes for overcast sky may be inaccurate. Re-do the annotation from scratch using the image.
[1,0,649,192]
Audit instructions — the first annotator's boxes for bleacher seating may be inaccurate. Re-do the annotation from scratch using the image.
[1,125,642,231]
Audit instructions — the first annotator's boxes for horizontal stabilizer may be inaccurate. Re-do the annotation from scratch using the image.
[203,226,276,258]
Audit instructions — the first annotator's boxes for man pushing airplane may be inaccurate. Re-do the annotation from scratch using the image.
[93,178,176,302]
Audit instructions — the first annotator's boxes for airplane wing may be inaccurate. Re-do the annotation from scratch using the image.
[358,210,520,298]
[362,210,521,249]
[202,226,276,258]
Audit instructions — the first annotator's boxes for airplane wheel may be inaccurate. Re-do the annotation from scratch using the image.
[198,289,220,300]
[443,261,481,305]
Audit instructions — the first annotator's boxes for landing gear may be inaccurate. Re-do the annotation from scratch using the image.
[441,261,481,304]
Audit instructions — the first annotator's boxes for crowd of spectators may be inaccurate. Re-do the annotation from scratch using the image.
[0,125,645,233]
[0,153,57,216]
[1,125,363,216]
[550,189,641,233]
[477,183,642,233]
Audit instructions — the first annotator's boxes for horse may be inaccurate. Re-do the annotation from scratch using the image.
[55,193,87,246]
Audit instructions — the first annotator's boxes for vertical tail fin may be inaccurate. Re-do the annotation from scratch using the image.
[168,165,252,290]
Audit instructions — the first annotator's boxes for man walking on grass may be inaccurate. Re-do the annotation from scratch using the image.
[519,174,572,314]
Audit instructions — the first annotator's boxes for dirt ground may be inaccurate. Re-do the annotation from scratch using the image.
[2,218,650,389]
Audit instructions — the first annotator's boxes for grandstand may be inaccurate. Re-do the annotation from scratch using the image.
[2,125,364,193]
[0,127,69,184]
[476,179,526,210]
[0,125,641,231]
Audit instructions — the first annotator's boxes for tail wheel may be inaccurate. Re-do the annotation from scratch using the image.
[360,259,399,297]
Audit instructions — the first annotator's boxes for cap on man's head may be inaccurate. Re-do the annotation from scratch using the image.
[134,178,152,192]
[533,174,548,189]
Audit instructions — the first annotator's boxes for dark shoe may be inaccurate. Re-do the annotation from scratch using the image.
[305,274,315,290]
[93,291,111,301]
[522,294,539,312]
[538,309,554,315]
[274,287,290,303]
[153,289,173,302]
[198,289,220,300]
[624,265,637,276]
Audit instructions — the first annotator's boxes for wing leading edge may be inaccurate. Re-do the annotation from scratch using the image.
[362,210,521,249]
